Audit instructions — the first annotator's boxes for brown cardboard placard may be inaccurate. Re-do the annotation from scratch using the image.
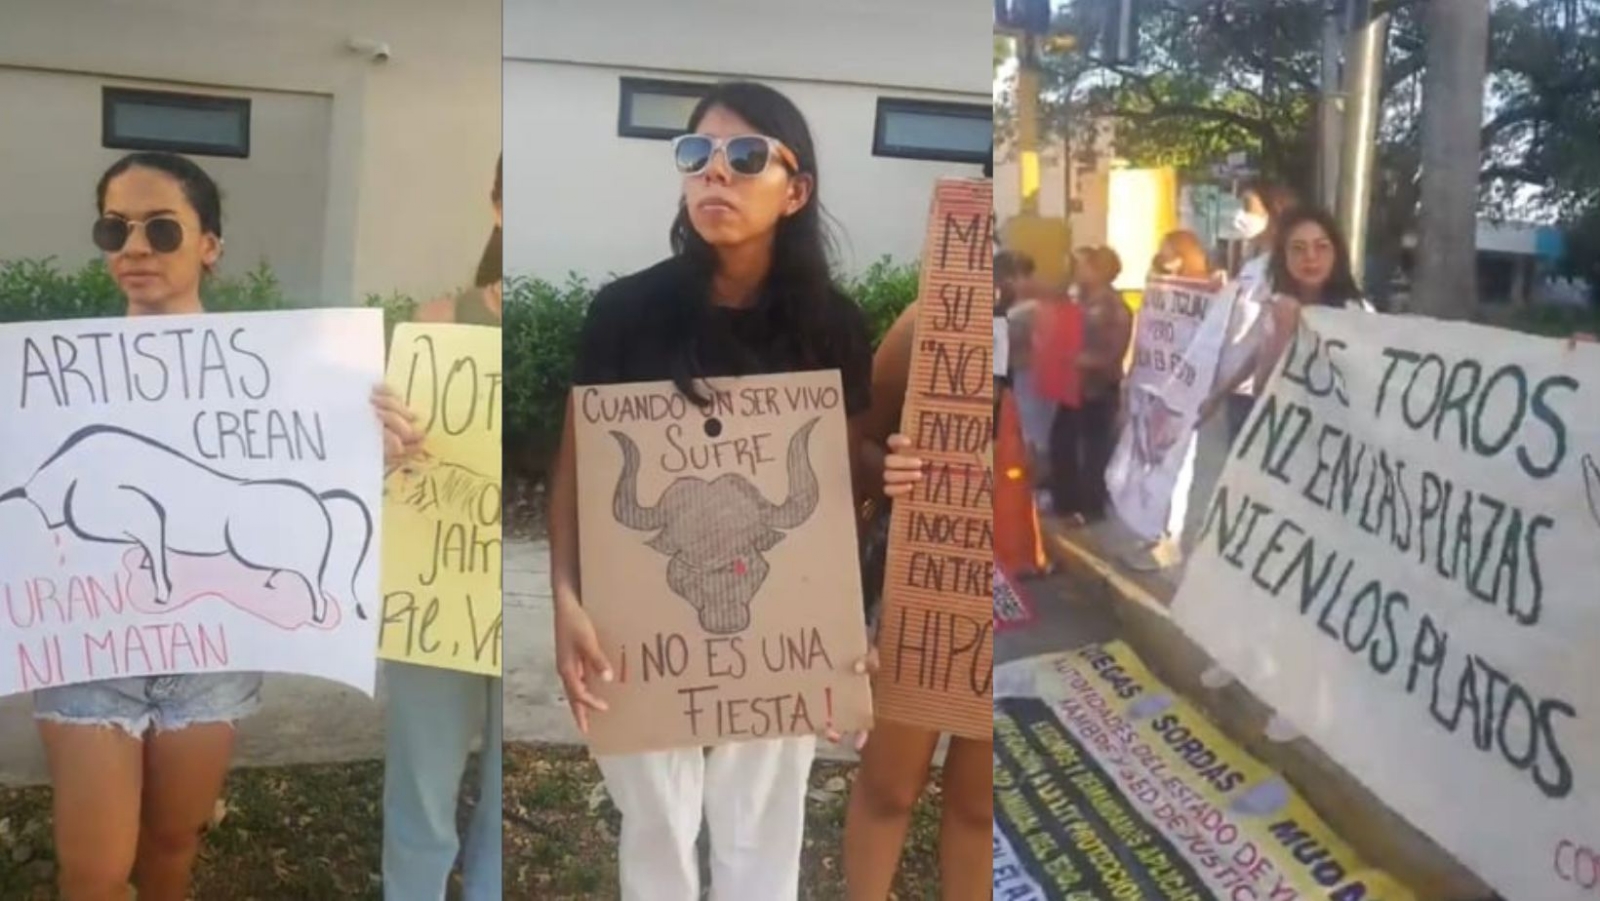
[573,371,873,754]
[875,178,995,739]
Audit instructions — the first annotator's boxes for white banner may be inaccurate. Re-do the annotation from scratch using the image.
[1107,277,1231,539]
[0,309,386,697]
[1171,308,1600,901]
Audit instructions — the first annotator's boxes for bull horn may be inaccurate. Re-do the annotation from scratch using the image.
[610,431,665,531]
[762,417,821,530]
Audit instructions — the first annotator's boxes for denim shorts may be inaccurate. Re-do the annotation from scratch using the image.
[33,672,264,737]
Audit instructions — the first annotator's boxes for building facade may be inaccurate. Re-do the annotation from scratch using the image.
[0,0,500,306]
[503,0,992,280]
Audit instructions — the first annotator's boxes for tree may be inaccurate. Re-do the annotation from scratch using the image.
[1414,0,1490,318]
[996,0,1600,307]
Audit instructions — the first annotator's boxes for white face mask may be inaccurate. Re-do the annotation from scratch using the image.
[1233,209,1269,240]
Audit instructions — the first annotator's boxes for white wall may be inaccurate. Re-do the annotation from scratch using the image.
[503,0,991,281]
[0,0,499,306]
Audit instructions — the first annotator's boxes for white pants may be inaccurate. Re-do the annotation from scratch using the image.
[597,736,816,901]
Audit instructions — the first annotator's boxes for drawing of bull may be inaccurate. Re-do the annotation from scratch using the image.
[1128,387,1185,474]
[610,417,821,634]
[0,425,372,624]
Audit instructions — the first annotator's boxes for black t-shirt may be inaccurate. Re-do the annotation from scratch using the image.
[574,256,874,415]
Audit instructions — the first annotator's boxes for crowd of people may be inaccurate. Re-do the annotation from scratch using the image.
[994,180,1378,570]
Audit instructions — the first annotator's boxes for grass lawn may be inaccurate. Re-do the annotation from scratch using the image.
[0,742,941,900]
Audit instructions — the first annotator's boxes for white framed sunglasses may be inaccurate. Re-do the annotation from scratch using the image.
[671,134,799,177]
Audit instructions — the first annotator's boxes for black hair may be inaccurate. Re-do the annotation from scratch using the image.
[996,251,1035,281]
[1094,246,1123,284]
[667,81,838,406]
[1242,179,1301,233]
[1270,207,1366,307]
[475,154,502,288]
[97,151,223,238]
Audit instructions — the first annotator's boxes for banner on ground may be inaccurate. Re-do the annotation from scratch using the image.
[877,178,995,739]
[378,324,503,676]
[1106,276,1231,540]
[0,309,386,697]
[573,371,872,754]
[1171,308,1600,901]
[993,641,1415,901]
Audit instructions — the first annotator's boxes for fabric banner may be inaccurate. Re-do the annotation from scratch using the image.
[1171,308,1600,900]
[572,371,872,754]
[1106,276,1231,540]
[378,324,503,676]
[993,641,1415,901]
[0,309,386,697]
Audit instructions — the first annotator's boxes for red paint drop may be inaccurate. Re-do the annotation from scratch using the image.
[732,559,746,576]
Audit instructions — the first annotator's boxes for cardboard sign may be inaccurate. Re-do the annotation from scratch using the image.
[1171,309,1600,901]
[876,178,994,739]
[0,309,386,697]
[1106,276,1232,539]
[993,642,1415,900]
[378,324,503,676]
[573,371,872,754]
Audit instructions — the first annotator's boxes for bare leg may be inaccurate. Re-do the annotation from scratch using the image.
[937,738,992,901]
[38,721,143,901]
[133,723,236,901]
[843,721,938,901]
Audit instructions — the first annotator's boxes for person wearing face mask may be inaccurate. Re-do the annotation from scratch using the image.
[1201,181,1301,437]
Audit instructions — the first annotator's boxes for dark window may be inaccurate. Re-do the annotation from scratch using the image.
[102,88,251,158]
[617,77,711,140]
[872,98,991,165]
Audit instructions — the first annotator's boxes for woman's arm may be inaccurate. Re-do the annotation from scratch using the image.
[856,303,917,496]
[548,396,581,606]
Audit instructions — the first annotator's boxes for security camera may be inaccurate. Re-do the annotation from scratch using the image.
[346,37,392,63]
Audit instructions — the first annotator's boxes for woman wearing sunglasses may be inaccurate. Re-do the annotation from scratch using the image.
[548,81,876,900]
[381,156,504,901]
[35,151,420,901]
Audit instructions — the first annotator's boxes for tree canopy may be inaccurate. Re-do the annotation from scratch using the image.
[996,0,1600,299]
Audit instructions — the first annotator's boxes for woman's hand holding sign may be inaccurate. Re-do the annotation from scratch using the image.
[554,591,613,734]
[881,433,924,499]
[372,384,427,470]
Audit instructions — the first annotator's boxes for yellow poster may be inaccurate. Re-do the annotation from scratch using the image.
[377,323,503,676]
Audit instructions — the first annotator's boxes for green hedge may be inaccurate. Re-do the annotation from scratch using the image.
[0,255,921,475]
[0,257,416,341]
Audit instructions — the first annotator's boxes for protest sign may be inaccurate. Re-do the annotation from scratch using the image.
[378,324,502,676]
[1106,276,1231,540]
[877,178,995,739]
[0,309,386,697]
[1171,308,1600,901]
[993,641,1415,901]
[572,371,871,754]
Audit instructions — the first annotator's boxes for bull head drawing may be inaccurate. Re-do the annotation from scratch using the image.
[611,417,822,634]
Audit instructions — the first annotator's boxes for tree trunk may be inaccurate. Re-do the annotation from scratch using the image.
[1413,0,1490,319]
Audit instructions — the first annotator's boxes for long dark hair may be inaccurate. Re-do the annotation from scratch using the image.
[474,154,502,288]
[1270,208,1364,307]
[667,81,839,406]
